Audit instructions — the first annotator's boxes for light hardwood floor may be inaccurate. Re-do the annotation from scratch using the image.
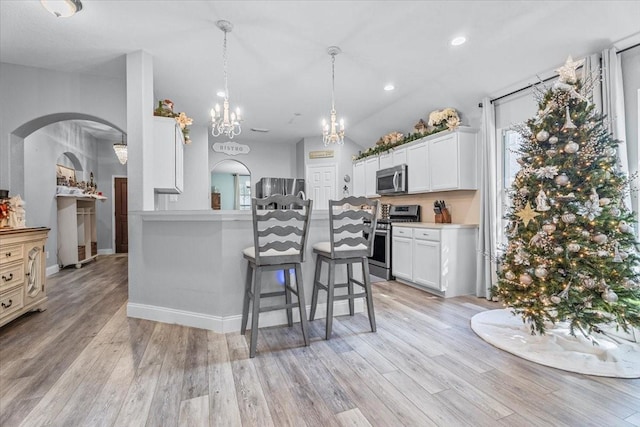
[1,255,639,426]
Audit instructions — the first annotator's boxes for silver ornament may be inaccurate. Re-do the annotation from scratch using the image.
[561,213,576,223]
[564,141,579,154]
[536,130,550,142]
[624,279,638,289]
[610,207,621,217]
[603,290,618,303]
[542,224,556,234]
[555,173,569,186]
[519,273,533,285]
[554,246,564,255]
[582,278,596,289]
[599,198,610,207]
[597,250,609,257]
[605,147,616,157]
[581,230,590,237]
[519,187,530,196]
[534,267,548,278]
[567,243,581,252]
[550,295,562,304]
[505,271,515,280]
[592,234,608,244]
[618,221,632,233]
[546,149,558,158]
[549,136,559,145]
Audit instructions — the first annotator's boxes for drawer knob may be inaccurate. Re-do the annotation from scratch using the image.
[1,273,13,282]
[5,252,11,257]
[1,299,12,309]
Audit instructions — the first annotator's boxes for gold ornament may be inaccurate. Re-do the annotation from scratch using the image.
[515,202,540,227]
[555,55,585,84]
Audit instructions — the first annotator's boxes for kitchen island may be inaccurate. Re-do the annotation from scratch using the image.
[127,210,363,333]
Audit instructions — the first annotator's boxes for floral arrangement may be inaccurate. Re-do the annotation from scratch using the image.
[353,108,462,161]
[0,200,11,227]
[154,99,193,144]
[427,107,461,132]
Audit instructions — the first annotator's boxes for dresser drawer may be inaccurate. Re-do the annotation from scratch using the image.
[0,262,24,293]
[392,227,413,238]
[0,244,24,266]
[414,228,440,241]
[0,287,24,320]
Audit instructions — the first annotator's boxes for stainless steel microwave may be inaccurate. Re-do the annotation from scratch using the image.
[376,164,407,195]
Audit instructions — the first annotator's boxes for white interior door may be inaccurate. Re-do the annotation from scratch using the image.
[306,165,336,210]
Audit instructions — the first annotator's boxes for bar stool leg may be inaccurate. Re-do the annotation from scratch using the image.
[309,255,322,321]
[284,268,293,327]
[241,262,253,335]
[325,260,336,340]
[294,263,310,346]
[249,266,263,358]
[346,263,354,316]
[362,258,376,332]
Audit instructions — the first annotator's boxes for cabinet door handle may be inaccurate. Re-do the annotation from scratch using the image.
[1,299,12,309]
[2,273,13,282]
[393,171,399,191]
[4,252,11,257]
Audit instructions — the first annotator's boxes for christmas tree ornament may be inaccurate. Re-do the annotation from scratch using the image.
[582,277,596,289]
[605,147,616,157]
[555,173,569,186]
[602,289,618,303]
[555,55,585,84]
[542,224,556,234]
[550,295,562,304]
[548,136,559,145]
[515,202,541,227]
[554,246,564,255]
[592,234,607,244]
[567,243,581,252]
[564,141,579,154]
[519,273,533,285]
[505,271,515,281]
[613,244,623,263]
[546,149,558,158]
[581,230,590,237]
[534,267,549,278]
[597,250,609,257]
[536,130,550,142]
[519,187,530,196]
[577,199,603,220]
[618,221,632,233]
[561,213,576,223]
[556,192,576,202]
[624,279,638,289]
[562,105,577,130]
[536,166,559,179]
[610,207,621,217]
[535,190,551,211]
[598,198,610,206]
[589,188,600,203]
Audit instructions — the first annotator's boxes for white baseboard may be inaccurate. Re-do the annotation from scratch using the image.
[127,299,364,334]
[97,249,114,255]
[46,265,60,277]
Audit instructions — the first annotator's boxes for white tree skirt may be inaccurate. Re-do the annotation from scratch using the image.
[471,309,640,378]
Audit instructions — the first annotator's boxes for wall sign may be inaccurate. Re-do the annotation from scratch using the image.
[309,150,334,159]
[212,141,251,156]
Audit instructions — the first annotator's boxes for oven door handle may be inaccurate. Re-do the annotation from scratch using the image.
[374,229,388,236]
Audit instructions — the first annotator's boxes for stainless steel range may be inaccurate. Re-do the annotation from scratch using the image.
[367,205,420,280]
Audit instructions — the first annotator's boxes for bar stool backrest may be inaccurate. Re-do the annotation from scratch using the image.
[251,195,313,266]
[328,197,378,259]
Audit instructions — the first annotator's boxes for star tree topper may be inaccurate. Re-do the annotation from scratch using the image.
[515,202,541,227]
[555,55,585,84]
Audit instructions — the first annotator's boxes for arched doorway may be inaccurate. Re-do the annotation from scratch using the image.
[210,159,251,210]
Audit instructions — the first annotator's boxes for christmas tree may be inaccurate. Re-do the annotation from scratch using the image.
[493,56,640,337]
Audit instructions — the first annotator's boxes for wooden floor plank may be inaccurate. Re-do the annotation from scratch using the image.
[0,256,637,427]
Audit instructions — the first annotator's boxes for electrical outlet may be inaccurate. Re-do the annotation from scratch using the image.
[46,251,49,259]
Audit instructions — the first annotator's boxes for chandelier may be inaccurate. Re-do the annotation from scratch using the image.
[322,46,345,146]
[210,20,242,139]
[113,134,127,165]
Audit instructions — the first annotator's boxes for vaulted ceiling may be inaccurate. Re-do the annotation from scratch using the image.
[1,1,638,147]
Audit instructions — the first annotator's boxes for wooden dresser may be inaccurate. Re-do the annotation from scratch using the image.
[0,227,49,327]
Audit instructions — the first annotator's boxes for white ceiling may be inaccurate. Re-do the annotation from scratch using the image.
[1,1,639,147]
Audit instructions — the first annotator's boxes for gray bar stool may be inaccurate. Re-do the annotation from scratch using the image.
[309,197,378,339]
[241,194,313,358]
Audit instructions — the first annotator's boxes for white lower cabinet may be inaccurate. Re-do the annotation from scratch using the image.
[392,224,478,297]
[391,227,412,281]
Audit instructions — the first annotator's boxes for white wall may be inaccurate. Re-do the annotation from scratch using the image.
[621,46,639,223]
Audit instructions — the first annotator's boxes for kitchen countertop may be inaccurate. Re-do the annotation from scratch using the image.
[392,222,478,229]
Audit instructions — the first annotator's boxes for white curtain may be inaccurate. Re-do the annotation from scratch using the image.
[476,97,499,299]
[601,48,633,213]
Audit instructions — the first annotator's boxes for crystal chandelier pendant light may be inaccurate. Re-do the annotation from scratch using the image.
[322,46,345,146]
[210,20,242,139]
[113,134,127,165]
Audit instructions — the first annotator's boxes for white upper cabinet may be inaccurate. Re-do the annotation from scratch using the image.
[407,141,429,193]
[428,129,477,191]
[352,160,366,197]
[153,116,184,194]
[364,157,379,197]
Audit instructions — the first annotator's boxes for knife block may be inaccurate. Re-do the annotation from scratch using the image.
[435,208,451,223]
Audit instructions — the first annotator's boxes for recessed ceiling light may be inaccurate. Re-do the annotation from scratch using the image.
[384,84,395,91]
[451,36,466,46]
[216,91,226,97]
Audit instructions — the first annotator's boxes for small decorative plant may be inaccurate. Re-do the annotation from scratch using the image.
[154,99,193,144]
